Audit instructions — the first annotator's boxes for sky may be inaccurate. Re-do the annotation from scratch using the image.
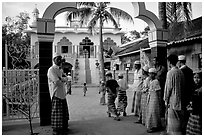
[1,0,203,32]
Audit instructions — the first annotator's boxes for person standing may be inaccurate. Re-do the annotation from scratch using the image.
[134,65,149,124]
[83,83,88,96]
[186,71,202,135]
[99,81,106,105]
[145,68,162,133]
[66,72,72,95]
[117,73,129,117]
[152,57,167,118]
[177,55,194,134]
[131,60,143,116]
[164,54,185,135]
[105,72,120,121]
[47,53,69,135]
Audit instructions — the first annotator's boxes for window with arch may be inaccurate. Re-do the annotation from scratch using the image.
[57,37,72,55]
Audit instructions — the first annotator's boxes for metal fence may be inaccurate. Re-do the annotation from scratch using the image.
[2,69,39,121]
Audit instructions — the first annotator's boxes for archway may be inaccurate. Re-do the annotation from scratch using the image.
[37,2,168,126]
[131,2,168,66]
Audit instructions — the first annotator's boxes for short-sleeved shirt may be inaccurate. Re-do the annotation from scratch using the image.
[105,79,119,94]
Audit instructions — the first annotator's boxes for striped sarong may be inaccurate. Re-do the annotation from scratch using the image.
[186,113,202,135]
[51,96,69,130]
[117,91,127,112]
[167,108,184,135]
[107,93,118,116]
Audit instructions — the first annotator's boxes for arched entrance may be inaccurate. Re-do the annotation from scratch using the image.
[37,2,168,126]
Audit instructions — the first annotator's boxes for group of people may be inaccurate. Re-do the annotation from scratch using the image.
[131,54,202,135]
[47,52,201,135]
[99,71,129,121]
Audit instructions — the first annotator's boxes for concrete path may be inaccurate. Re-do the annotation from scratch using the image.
[2,86,166,135]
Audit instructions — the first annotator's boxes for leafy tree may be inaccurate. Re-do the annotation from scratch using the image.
[121,30,141,44]
[66,2,133,82]
[2,12,31,69]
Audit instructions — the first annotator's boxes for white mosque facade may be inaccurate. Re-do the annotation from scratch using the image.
[26,7,124,85]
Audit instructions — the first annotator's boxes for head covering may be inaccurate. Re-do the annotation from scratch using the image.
[134,60,140,64]
[149,68,157,73]
[53,52,61,59]
[178,55,186,61]
[118,73,123,77]
[105,72,112,77]
[142,65,149,72]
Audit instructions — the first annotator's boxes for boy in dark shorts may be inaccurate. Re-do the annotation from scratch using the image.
[105,72,120,121]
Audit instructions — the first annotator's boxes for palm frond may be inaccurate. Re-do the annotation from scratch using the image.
[78,2,96,8]
[109,7,134,23]
[87,15,100,35]
[103,10,118,29]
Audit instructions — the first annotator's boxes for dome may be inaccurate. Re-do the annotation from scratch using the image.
[32,7,39,14]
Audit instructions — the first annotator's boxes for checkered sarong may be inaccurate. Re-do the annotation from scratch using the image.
[146,91,161,129]
[51,96,69,129]
[117,90,127,112]
[141,92,148,125]
[167,108,184,135]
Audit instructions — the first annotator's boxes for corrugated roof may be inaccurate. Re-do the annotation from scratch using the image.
[116,38,149,56]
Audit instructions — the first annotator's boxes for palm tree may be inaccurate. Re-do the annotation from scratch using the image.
[159,2,192,37]
[66,2,133,82]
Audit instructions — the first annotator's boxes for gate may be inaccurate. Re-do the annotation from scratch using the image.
[2,69,39,121]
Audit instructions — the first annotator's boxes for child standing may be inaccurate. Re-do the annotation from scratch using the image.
[83,83,87,96]
[117,73,129,116]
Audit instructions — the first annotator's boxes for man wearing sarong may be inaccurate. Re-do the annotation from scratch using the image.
[164,54,185,135]
[177,55,194,134]
[117,73,129,116]
[131,60,143,116]
[47,53,69,135]
[105,72,120,121]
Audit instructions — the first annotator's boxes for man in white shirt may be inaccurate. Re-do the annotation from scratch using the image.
[47,53,69,135]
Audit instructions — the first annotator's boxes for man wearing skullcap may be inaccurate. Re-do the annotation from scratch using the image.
[145,68,162,133]
[164,54,185,135]
[47,53,69,135]
[177,55,194,134]
[131,60,143,116]
[135,65,150,124]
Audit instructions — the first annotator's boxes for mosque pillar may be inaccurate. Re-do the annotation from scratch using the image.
[37,18,55,126]
[148,28,168,67]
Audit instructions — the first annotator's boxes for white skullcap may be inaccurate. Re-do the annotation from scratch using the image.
[178,55,186,61]
[118,73,123,77]
[53,52,61,59]
[149,68,157,73]
[142,65,149,72]
[134,60,140,64]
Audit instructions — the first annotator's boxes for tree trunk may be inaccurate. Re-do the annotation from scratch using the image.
[99,16,105,82]
[159,2,168,29]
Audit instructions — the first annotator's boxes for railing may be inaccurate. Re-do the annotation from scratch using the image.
[2,69,39,121]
